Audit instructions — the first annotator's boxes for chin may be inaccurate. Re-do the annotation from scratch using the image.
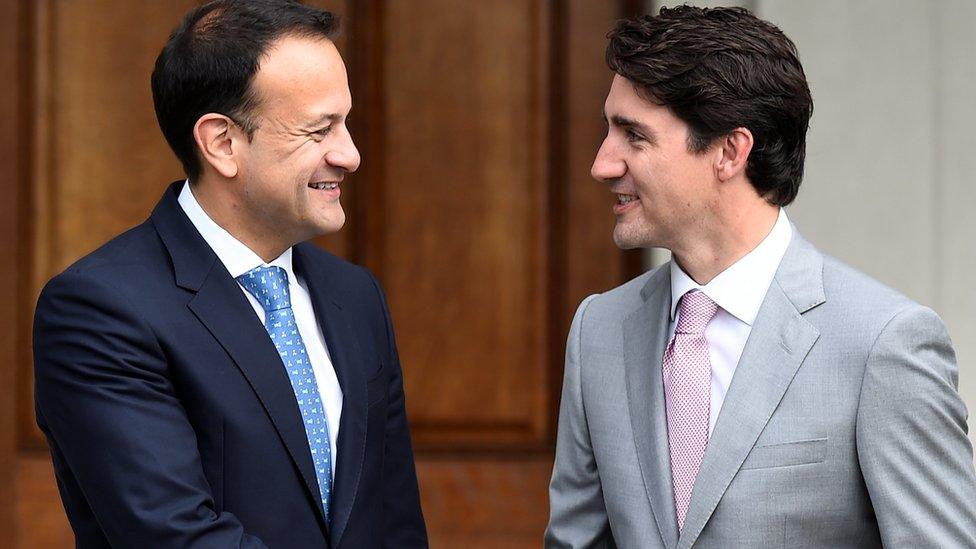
[317,214,346,235]
[310,205,346,235]
[612,225,647,250]
[612,235,634,250]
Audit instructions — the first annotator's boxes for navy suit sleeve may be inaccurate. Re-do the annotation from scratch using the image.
[365,270,429,548]
[33,269,268,548]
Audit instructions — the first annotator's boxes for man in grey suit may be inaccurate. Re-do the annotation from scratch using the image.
[545,6,976,548]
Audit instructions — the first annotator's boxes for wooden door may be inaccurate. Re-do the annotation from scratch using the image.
[0,1,642,546]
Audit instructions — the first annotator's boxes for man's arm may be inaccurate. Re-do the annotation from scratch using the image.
[366,271,428,548]
[33,270,267,548]
[856,304,976,546]
[545,295,615,549]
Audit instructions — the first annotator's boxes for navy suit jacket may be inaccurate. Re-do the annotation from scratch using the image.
[33,182,428,548]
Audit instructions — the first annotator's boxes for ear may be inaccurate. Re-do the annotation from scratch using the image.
[193,113,241,179]
[715,127,754,182]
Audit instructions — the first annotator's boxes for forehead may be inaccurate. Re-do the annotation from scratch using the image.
[250,35,350,116]
[606,74,659,117]
[606,74,687,133]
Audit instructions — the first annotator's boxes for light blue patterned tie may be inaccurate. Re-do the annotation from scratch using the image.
[237,266,332,518]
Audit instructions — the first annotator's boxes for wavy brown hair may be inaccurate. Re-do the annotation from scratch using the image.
[606,6,813,206]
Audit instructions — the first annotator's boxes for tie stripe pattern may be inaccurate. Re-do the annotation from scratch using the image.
[238,266,333,518]
[662,290,718,531]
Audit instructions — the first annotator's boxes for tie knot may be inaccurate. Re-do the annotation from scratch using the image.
[675,290,718,334]
[237,266,292,312]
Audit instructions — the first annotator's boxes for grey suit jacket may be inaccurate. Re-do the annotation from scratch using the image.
[545,231,976,548]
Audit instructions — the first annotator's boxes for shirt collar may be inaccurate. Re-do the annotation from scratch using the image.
[669,208,793,325]
[177,180,295,281]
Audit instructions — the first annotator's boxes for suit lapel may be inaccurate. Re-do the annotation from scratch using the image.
[677,231,826,549]
[151,182,329,534]
[623,266,680,549]
[294,245,368,549]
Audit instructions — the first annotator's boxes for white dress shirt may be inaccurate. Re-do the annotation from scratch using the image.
[669,208,792,435]
[178,181,342,478]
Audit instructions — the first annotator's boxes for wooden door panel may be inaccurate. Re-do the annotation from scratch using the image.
[33,0,196,284]
[0,0,23,542]
[380,0,551,449]
[22,0,202,454]
[15,457,70,549]
[418,459,551,548]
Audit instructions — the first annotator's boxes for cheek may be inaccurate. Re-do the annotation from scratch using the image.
[297,150,327,183]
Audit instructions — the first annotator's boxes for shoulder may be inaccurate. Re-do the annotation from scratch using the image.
[565,265,665,348]
[576,264,663,323]
[293,242,391,332]
[65,221,161,273]
[294,242,378,294]
[40,221,169,305]
[294,240,360,273]
[34,224,167,361]
[802,252,951,368]
[294,243,399,361]
[819,253,931,329]
[821,254,913,311]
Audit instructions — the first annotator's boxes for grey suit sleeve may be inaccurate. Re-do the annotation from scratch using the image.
[856,305,976,547]
[545,295,616,549]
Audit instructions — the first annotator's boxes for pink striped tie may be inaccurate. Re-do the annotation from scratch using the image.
[663,290,718,531]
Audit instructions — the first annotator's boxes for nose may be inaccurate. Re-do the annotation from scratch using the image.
[325,128,361,174]
[591,135,625,183]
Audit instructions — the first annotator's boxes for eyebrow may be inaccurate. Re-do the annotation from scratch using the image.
[603,111,657,144]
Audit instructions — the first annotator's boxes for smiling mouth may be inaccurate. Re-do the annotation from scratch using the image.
[616,193,639,205]
[308,182,339,191]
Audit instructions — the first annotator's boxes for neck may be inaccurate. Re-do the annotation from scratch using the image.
[671,199,780,285]
[189,175,289,263]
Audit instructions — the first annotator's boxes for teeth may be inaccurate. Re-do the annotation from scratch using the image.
[617,194,638,205]
[310,182,339,190]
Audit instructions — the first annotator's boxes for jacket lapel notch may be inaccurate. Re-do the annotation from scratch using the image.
[624,265,680,549]
[776,228,827,314]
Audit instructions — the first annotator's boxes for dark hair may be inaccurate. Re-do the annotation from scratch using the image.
[151,0,339,180]
[606,6,813,206]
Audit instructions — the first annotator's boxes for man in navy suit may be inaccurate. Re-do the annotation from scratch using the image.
[32,1,427,547]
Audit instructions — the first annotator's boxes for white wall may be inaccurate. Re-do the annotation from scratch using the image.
[934,0,976,455]
[652,0,976,453]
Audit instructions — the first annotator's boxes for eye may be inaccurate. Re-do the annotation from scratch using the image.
[625,129,644,143]
[311,126,332,140]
